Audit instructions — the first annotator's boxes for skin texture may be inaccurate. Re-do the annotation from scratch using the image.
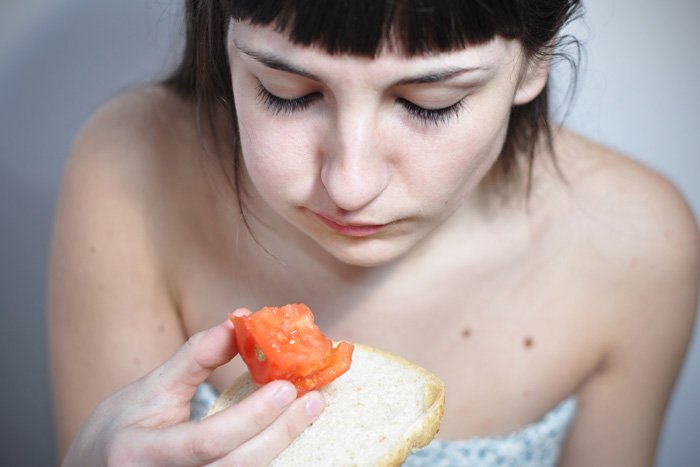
[229,25,544,267]
[49,22,700,466]
[59,312,324,466]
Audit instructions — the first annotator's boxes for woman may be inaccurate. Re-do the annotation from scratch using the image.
[50,1,700,465]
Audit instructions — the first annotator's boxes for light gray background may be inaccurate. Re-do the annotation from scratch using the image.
[1,1,698,465]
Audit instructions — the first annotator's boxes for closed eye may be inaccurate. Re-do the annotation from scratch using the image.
[397,98,465,126]
[256,83,320,115]
[256,81,465,126]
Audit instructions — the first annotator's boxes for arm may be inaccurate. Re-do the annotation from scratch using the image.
[48,92,324,464]
[559,164,700,466]
[48,95,187,457]
[61,315,323,466]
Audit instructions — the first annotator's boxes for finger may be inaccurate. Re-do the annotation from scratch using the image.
[209,391,325,467]
[150,308,251,397]
[143,380,303,466]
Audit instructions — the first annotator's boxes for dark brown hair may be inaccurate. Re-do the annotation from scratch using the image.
[163,0,583,198]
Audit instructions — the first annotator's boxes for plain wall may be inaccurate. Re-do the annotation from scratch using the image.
[1,1,698,465]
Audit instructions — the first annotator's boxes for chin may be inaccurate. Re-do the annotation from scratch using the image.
[316,236,414,268]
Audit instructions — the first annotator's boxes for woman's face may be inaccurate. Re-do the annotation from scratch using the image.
[227,22,538,267]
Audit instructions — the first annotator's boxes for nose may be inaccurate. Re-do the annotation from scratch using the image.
[320,109,391,212]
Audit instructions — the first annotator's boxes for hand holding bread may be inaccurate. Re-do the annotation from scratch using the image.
[61,310,324,466]
[62,304,444,466]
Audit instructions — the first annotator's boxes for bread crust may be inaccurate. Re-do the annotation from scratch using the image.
[367,346,446,466]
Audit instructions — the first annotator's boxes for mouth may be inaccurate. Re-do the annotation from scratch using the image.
[313,212,389,237]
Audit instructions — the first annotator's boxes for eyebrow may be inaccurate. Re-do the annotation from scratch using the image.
[236,45,322,81]
[235,44,488,86]
[392,68,486,86]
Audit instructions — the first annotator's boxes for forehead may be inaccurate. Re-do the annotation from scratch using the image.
[229,22,521,78]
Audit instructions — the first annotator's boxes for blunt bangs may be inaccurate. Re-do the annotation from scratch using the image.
[221,0,527,57]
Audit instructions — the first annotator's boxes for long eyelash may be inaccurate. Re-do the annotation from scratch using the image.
[399,99,465,126]
[256,84,315,115]
[255,83,464,125]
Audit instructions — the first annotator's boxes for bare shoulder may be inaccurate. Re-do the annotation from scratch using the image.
[57,85,197,274]
[57,85,206,275]
[546,130,700,464]
[67,85,235,220]
[536,129,700,367]
[69,85,200,176]
[50,85,205,455]
[550,129,700,272]
[549,129,700,324]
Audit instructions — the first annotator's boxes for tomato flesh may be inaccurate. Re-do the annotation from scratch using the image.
[231,304,354,396]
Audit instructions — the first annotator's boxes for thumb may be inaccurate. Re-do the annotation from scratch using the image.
[149,308,250,400]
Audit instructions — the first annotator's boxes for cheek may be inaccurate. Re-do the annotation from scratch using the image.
[230,66,320,207]
[399,97,511,207]
[235,100,319,206]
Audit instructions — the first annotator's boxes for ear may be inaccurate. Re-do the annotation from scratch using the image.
[513,57,549,105]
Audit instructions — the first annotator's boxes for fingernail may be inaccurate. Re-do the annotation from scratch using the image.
[231,308,251,318]
[305,392,324,419]
[274,384,297,409]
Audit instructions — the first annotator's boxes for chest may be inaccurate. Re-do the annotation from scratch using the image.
[318,265,597,439]
[176,232,603,439]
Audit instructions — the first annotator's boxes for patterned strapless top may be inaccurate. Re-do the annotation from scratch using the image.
[191,384,578,467]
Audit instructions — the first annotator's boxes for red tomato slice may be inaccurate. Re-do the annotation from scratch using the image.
[231,304,354,396]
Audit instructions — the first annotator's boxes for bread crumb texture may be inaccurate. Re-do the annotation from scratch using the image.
[210,344,445,466]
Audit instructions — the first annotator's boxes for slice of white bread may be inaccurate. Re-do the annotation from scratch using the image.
[207,343,445,466]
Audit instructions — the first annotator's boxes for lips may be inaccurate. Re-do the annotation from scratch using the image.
[314,212,388,237]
